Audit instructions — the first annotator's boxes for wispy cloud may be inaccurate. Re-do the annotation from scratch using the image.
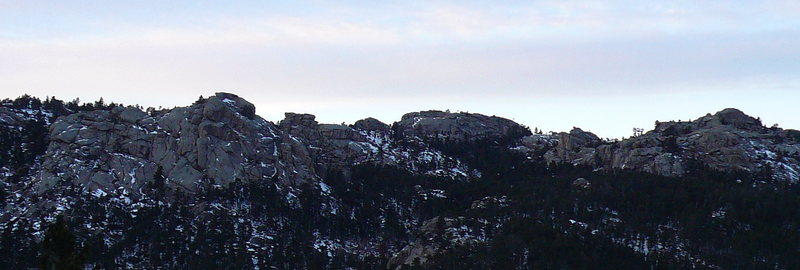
[0,1,798,137]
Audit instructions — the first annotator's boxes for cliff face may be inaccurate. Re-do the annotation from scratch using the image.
[39,94,281,195]
[27,93,496,203]
[10,94,800,217]
[33,93,800,204]
[522,108,800,181]
[394,110,531,142]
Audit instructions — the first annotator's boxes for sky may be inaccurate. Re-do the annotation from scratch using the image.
[1,0,799,138]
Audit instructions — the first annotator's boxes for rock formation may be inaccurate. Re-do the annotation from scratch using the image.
[524,108,800,181]
[30,93,490,203]
[39,93,283,195]
[2,93,800,269]
[393,110,530,142]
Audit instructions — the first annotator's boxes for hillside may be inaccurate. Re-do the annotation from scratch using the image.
[1,93,799,269]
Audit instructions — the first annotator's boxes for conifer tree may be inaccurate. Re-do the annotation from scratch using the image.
[40,215,85,270]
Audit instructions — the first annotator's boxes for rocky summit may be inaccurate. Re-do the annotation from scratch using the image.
[521,108,800,180]
[1,93,799,269]
[33,94,495,199]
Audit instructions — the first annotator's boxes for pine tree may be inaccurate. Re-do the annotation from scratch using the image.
[153,166,166,192]
[39,215,85,270]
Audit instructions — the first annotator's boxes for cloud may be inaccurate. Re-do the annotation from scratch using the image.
[0,1,799,137]
[2,23,796,102]
[4,1,799,45]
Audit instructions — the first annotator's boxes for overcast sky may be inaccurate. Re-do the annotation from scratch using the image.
[1,0,798,138]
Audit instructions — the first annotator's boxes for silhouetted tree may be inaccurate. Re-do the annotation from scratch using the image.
[40,215,85,270]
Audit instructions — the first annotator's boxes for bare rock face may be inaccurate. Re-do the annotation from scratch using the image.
[543,128,604,167]
[319,124,366,142]
[572,178,591,189]
[277,113,326,185]
[538,108,800,181]
[693,108,763,131]
[0,107,26,126]
[274,113,377,182]
[394,110,530,142]
[33,92,799,214]
[280,113,320,141]
[35,94,487,200]
[318,124,375,167]
[387,217,473,270]
[353,117,390,133]
[389,196,513,270]
[39,93,282,194]
[469,195,509,210]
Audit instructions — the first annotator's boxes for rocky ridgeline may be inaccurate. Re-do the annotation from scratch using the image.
[518,108,800,181]
[3,93,800,269]
[39,93,282,195]
[7,93,799,209]
[394,110,530,142]
[22,93,530,205]
[3,93,798,209]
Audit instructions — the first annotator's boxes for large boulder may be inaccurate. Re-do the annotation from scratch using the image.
[693,108,763,131]
[353,117,390,133]
[394,110,530,142]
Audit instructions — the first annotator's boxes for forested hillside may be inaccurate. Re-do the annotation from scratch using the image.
[1,94,799,269]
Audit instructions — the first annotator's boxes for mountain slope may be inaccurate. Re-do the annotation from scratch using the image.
[1,93,799,269]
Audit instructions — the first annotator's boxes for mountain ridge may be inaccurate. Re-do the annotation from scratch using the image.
[1,92,799,269]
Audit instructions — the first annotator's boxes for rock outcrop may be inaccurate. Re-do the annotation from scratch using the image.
[394,110,530,142]
[3,93,800,270]
[24,94,800,202]
[387,217,483,270]
[39,93,283,194]
[277,112,377,174]
[542,128,604,168]
[528,108,800,181]
[353,117,390,133]
[33,94,483,201]
[388,196,509,270]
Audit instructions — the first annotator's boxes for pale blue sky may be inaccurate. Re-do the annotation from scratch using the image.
[1,1,799,138]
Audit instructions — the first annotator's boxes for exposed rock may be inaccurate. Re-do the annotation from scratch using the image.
[514,134,559,159]
[280,113,320,139]
[3,94,800,269]
[34,94,489,201]
[0,107,25,126]
[694,108,763,131]
[353,117,390,133]
[20,94,800,212]
[537,108,800,181]
[112,106,148,124]
[387,217,474,270]
[470,196,510,210]
[213,92,256,120]
[319,124,365,141]
[572,178,591,189]
[394,110,530,142]
[543,128,604,167]
[38,93,282,194]
[655,121,693,136]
